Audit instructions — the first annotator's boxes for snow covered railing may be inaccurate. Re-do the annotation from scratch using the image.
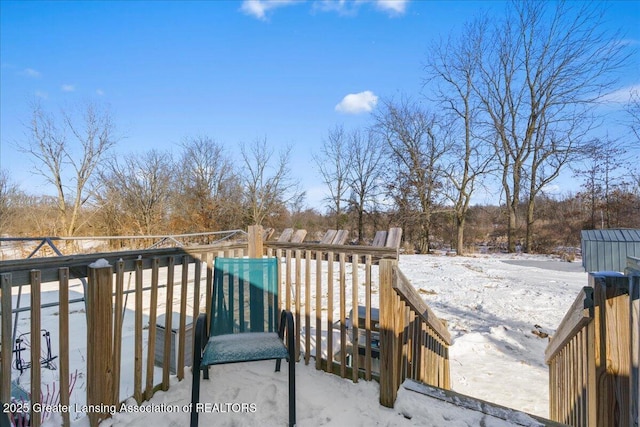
[546,268,637,427]
[378,260,451,408]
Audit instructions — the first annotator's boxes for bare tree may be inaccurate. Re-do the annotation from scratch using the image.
[0,170,21,234]
[22,100,119,236]
[240,138,302,227]
[625,90,640,195]
[347,129,387,243]
[175,136,242,232]
[574,138,629,229]
[424,19,494,255]
[629,90,640,143]
[473,0,627,252]
[374,98,451,253]
[99,150,175,236]
[313,126,351,230]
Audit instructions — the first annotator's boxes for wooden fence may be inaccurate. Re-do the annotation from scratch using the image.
[545,257,639,427]
[0,226,450,426]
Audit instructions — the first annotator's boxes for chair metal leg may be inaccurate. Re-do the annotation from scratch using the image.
[190,314,207,427]
[190,367,200,426]
[282,310,297,427]
[190,350,201,427]
[203,365,210,380]
[288,347,296,427]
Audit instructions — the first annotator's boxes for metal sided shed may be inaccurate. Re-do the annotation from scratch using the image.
[581,229,640,272]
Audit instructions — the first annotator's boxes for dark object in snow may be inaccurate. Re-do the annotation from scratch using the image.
[12,329,58,373]
[532,325,549,339]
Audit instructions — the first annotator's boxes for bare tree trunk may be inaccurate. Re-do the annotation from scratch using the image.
[525,193,535,252]
[456,214,465,255]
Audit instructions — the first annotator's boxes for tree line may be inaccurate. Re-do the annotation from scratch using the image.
[1,1,639,254]
[2,124,302,243]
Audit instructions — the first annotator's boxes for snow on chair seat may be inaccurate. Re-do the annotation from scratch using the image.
[202,332,290,365]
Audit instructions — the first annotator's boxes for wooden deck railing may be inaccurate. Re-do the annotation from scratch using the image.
[546,259,639,427]
[378,260,451,407]
[0,226,450,426]
[263,239,400,383]
[0,242,248,427]
[545,286,596,426]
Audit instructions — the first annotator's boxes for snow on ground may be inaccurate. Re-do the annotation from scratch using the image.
[398,254,586,417]
[98,359,546,427]
[8,252,588,426]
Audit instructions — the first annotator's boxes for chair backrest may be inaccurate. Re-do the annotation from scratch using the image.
[210,257,279,336]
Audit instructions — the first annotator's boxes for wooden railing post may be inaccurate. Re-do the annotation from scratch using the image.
[630,273,639,427]
[379,259,400,408]
[0,274,12,405]
[30,270,42,427]
[590,272,631,427]
[87,260,114,427]
[627,257,639,427]
[248,225,264,258]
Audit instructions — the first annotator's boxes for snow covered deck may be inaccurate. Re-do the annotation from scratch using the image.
[101,359,563,427]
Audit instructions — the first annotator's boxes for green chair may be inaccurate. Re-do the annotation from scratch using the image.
[190,257,296,427]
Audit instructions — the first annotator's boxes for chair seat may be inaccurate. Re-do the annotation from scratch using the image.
[202,332,290,365]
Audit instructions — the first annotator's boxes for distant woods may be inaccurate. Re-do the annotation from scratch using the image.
[2,1,639,254]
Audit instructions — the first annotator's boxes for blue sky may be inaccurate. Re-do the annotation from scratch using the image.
[1,0,639,209]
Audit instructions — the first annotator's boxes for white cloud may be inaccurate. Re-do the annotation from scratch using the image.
[35,90,48,99]
[600,84,640,104]
[314,0,356,15]
[542,183,562,195]
[375,0,408,15]
[96,89,105,96]
[240,0,299,20]
[335,90,378,114]
[245,0,409,18]
[23,68,41,78]
[61,84,76,92]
